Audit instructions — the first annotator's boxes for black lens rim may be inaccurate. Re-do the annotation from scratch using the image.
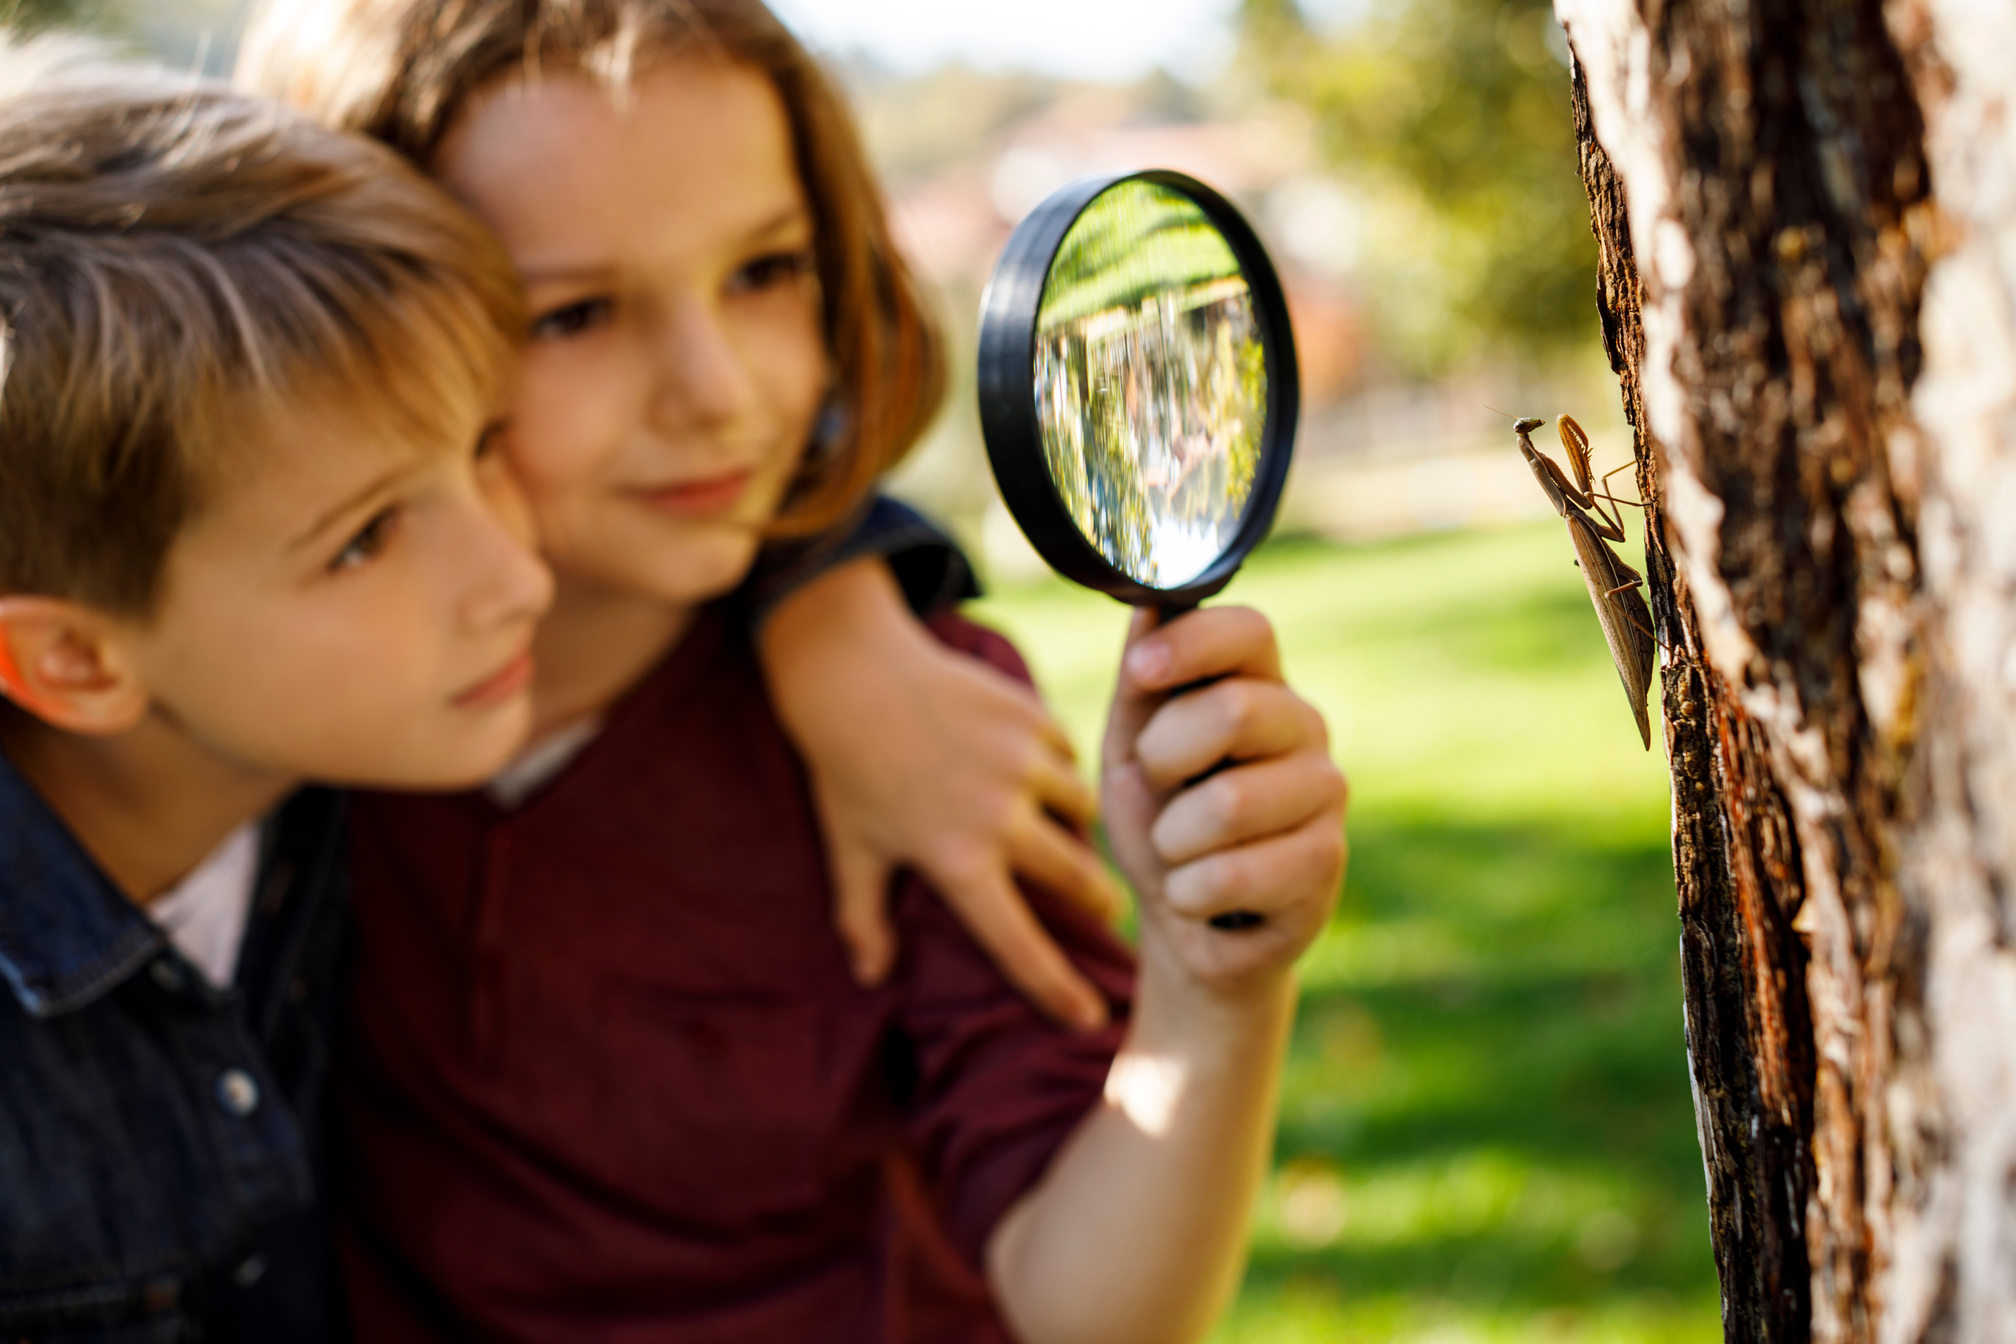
[976,168,1300,608]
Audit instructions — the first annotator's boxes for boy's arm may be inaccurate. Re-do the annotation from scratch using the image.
[985,607,1349,1344]
[755,498,1119,1032]
[740,494,977,627]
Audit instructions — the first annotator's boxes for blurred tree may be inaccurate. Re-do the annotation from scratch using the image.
[1237,0,1595,373]
[0,0,113,30]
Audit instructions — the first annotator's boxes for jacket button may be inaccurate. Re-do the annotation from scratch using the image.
[233,1254,269,1287]
[216,1069,261,1117]
[149,959,186,994]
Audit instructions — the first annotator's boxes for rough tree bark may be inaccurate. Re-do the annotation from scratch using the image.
[1548,0,2016,1340]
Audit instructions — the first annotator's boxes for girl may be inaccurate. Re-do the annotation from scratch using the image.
[245,1,1125,1037]
[241,4,1349,1341]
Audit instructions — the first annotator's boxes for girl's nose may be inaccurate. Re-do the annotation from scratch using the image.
[646,299,759,433]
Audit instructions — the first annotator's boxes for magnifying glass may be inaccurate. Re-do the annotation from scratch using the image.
[978,169,1300,928]
[978,168,1299,609]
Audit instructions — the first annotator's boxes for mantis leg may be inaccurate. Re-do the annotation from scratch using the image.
[1602,580,1666,649]
[1592,460,1647,517]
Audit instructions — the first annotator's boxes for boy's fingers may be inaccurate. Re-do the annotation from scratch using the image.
[933,855,1111,1032]
[1122,605,1280,693]
[956,649,1076,760]
[1160,812,1348,929]
[1007,813,1127,924]
[1150,750,1349,867]
[1028,748,1098,826]
[1135,679,1326,792]
[1036,708,1078,764]
[998,676,1078,765]
[829,837,898,986]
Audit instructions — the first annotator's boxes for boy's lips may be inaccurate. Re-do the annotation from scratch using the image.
[629,468,756,518]
[454,646,535,709]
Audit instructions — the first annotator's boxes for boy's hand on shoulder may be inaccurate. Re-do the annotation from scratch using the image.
[763,559,1121,1031]
[1102,606,1348,1000]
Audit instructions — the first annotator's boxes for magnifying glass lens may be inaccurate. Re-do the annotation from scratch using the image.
[1033,181,1268,590]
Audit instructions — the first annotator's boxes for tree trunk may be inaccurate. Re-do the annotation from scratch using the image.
[1550,0,2016,1340]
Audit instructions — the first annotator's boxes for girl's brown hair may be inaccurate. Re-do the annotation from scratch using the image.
[238,0,945,535]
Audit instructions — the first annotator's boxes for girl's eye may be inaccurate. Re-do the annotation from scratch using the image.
[330,507,399,573]
[729,249,815,294]
[530,297,614,340]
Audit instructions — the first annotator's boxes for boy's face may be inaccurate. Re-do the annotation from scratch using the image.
[121,395,553,788]
[433,58,829,607]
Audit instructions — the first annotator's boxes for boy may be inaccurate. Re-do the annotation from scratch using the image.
[0,41,553,1340]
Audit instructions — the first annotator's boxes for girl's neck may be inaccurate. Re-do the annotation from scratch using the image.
[528,577,698,742]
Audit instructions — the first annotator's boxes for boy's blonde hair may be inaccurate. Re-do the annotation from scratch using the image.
[0,36,523,614]
[238,0,944,535]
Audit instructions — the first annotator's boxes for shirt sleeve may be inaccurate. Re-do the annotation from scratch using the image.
[737,494,980,629]
[890,613,1137,1269]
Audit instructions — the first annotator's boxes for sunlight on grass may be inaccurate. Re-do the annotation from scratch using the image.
[969,522,1716,1344]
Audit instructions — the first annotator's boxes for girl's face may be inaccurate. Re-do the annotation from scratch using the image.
[435,58,828,606]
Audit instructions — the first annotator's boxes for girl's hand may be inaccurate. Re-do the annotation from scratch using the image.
[762,559,1121,1030]
[1101,606,1348,999]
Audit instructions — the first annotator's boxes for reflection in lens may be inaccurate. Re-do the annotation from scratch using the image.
[1034,180,1267,589]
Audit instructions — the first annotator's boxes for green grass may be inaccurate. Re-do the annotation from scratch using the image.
[969,522,1718,1344]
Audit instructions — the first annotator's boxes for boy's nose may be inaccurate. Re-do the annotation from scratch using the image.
[461,496,555,632]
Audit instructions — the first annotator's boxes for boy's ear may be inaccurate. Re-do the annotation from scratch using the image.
[0,597,151,735]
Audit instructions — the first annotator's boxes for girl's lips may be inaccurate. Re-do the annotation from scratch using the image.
[454,648,535,710]
[630,468,756,517]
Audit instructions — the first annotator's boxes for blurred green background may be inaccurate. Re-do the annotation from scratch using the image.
[974,522,1715,1343]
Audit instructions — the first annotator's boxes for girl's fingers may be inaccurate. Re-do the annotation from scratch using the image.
[1102,607,1166,769]
[1007,812,1127,924]
[1134,679,1327,792]
[926,850,1112,1032]
[1122,604,1280,693]
[1149,749,1349,867]
[1159,811,1348,929]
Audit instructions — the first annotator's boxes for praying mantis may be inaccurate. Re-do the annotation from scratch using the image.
[1512,413,1657,750]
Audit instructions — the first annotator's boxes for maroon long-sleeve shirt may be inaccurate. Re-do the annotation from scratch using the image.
[335,608,1134,1343]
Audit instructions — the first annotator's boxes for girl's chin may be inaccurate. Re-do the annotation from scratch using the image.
[561,533,763,607]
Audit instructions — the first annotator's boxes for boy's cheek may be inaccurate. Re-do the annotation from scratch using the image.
[238,651,524,787]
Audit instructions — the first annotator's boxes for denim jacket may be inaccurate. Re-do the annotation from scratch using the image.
[0,751,350,1344]
[738,494,980,625]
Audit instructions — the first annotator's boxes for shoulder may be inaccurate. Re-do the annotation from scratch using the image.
[923,609,1034,689]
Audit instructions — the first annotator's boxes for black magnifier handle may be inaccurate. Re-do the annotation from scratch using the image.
[1153,601,1266,933]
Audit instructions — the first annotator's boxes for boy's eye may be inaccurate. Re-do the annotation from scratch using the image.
[530,297,614,340]
[474,420,507,459]
[729,249,815,295]
[330,506,399,573]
